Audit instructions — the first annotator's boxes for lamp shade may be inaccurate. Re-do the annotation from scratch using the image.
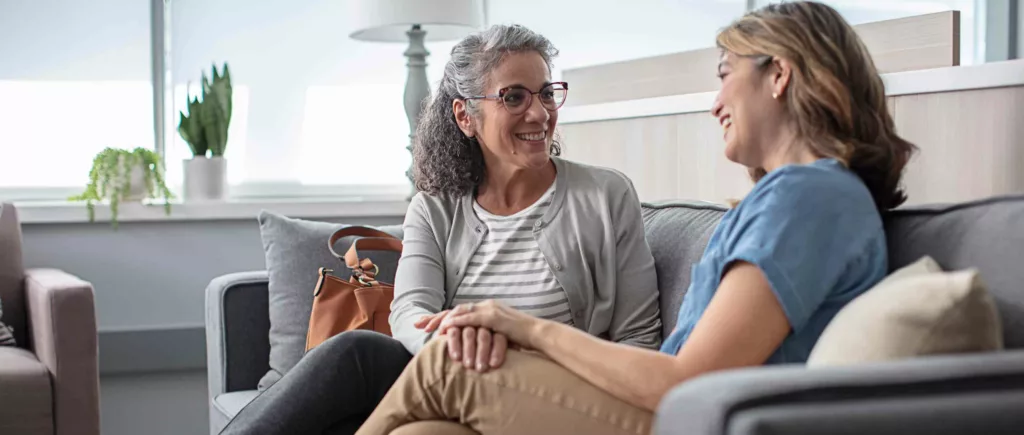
[348,0,485,42]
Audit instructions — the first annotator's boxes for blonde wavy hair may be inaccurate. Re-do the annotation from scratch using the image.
[718,1,916,210]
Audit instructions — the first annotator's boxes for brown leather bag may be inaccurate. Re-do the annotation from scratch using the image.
[304,227,403,352]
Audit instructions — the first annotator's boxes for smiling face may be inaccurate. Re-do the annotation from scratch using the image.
[710,52,789,169]
[457,51,558,172]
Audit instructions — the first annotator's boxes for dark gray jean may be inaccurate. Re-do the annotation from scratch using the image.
[220,330,413,435]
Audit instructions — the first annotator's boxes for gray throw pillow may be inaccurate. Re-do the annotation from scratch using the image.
[257,211,403,391]
[0,298,15,346]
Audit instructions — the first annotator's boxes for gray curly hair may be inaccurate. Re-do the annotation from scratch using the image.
[413,24,561,196]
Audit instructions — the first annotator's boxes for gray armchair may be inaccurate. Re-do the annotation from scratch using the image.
[206,196,1024,435]
[0,203,100,435]
[205,271,270,434]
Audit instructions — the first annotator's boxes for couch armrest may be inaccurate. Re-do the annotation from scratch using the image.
[655,351,1024,435]
[205,271,270,400]
[24,268,99,435]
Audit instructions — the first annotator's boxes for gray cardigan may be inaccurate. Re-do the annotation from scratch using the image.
[390,156,663,354]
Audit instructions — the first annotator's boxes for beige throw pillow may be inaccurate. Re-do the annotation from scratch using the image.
[807,256,1003,367]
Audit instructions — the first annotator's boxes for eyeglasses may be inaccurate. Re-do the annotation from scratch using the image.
[465,82,568,114]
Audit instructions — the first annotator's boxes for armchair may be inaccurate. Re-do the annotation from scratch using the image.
[0,203,100,435]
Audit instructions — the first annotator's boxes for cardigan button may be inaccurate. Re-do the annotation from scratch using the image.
[554,263,563,271]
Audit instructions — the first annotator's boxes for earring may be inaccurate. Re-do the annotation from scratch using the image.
[772,92,779,99]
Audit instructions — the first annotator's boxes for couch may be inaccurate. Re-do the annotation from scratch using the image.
[206,195,1024,435]
[0,203,101,435]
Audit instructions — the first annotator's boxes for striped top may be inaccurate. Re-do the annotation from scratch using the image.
[453,183,573,325]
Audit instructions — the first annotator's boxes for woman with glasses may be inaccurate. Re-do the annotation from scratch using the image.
[358,2,915,434]
[220,23,662,435]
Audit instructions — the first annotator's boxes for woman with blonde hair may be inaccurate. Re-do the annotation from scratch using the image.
[357,2,916,434]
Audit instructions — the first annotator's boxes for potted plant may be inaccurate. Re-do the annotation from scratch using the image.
[178,62,233,202]
[69,147,174,228]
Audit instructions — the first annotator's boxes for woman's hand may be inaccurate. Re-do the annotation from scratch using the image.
[438,301,542,349]
[416,310,509,372]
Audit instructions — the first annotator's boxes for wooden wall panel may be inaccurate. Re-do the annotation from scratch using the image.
[561,115,681,200]
[673,113,752,203]
[560,87,1024,206]
[893,86,1024,205]
[564,11,960,106]
[562,112,751,204]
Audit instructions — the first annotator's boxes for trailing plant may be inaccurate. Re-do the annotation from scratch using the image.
[178,62,233,157]
[69,147,174,228]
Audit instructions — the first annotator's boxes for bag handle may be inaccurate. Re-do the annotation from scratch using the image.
[327,227,401,260]
[327,227,403,284]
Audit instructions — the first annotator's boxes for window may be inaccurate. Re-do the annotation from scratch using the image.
[0,0,153,201]
[486,0,749,79]
[0,0,1002,202]
[166,0,457,197]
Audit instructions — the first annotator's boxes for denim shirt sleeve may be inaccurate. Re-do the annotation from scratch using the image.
[719,165,878,332]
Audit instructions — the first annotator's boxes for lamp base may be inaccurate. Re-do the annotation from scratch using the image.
[404,24,430,200]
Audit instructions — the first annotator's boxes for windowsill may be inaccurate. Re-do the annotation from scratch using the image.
[14,196,411,224]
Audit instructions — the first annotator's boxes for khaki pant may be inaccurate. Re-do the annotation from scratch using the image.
[356,339,653,435]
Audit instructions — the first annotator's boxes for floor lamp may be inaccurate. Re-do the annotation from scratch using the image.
[348,0,485,197]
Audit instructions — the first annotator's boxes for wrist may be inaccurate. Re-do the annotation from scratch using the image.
[526,318,555,350]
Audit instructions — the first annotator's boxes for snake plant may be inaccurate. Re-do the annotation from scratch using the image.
[178,63,233,157]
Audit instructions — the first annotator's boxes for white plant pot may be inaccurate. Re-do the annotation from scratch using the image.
[183,156,227,202]
[105,164,147,202]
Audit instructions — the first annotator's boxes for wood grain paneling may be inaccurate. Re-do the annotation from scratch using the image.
[562,112,750,204]
[856,10,960,72]
[564,11,960,106]
[673,113,752,203]
[563,48,720,107]
[893,86,1024,205]
[560,86,1024,206]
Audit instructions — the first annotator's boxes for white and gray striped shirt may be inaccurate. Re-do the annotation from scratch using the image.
[453,183,573,325]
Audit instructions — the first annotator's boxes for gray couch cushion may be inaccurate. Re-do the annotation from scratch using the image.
[213,390,259,420]
[258,211,403,390]
[641,201,727,336]
[0,203,25,348]
[884,195,1024,349]
[640,195,1024,346]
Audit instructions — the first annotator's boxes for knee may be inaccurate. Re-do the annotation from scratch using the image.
[420,337,448,358]
[312,330,405,362]
[405,339,448,373]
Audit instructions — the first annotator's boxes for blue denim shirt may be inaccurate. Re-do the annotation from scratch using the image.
[660,159,888,364]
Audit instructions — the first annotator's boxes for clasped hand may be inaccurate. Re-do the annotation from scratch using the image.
[414,300,538,373]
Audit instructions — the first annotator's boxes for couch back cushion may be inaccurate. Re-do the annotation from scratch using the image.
[257,211,403,390]
[884,196,1024,349]
[641,202,727,338]
[0,203,25,347]
[641,195,1024,349]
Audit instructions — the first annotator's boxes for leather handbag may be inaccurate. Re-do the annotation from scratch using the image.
[304,226,403,352]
